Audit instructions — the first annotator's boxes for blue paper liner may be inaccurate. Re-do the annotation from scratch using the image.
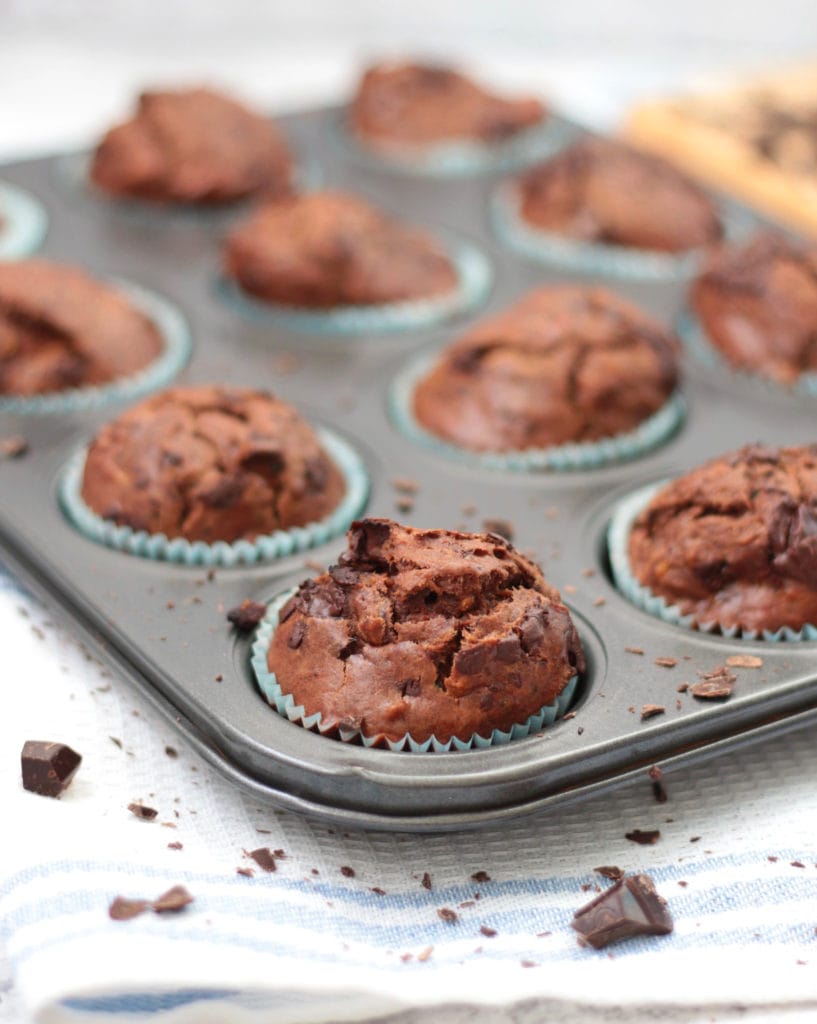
[340,112,579,178]
[251,589,579,752]
[0,280,192,415]
[217,239,492,335]
[56,149,322,225]
[0,181,48,259]
[677,310,817,398]
[608,480,817,642]
[59,428,370,567]
[389,350,685,472]
[491,183,751,281]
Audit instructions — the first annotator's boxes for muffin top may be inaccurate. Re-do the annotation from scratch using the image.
[90,86,293,205]
[0,260,163,397]
[81,386,345,544]
[691,232,817,384]
[224,190,458,308]
[628,444,817,633]
[517,137,723,253]
[350,62,545,149]
[412,286,680,452]
[267,518,585,745]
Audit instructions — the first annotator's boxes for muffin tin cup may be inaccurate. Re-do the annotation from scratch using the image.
[251,589,579,752]
[491,183,749,281]
[217,239,492,335]
[339,112,579,178]
[608,480,817,642]
[58,428,370,568]
[0,181,49,259]
[677,310,817,398]
[389,350,686,471]
[0,280,192,416]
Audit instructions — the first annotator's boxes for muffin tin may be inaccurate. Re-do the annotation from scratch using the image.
[2,104,817,832]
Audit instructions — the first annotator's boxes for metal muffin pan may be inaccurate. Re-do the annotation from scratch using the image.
[2,106,816,832]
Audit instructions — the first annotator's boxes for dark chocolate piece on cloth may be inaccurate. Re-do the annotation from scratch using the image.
[227,600,267,632]
[20,740,81,797]
[572,874,673,950]
[248,847,277,873]
[152,885,194,913]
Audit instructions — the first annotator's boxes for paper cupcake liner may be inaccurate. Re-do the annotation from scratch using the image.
[0,181,49,259]
[217,240,492,336]
[56,149,322,225]
[491,184,752,281]
[608,480,817,642]
[251,589,579,752]
[677,311,817,398]
[389,351,685,472]
[58,427,370,567]
[340,113,579,178]
[0,280,192,415]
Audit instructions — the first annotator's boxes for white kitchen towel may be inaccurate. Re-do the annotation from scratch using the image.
[2,564,817,1024]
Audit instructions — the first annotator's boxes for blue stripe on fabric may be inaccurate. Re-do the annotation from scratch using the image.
[63,990,237,1014]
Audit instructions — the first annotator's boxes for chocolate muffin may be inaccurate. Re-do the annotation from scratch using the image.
[268,519,585,745]
[517,137,723,253]
[224,190,458,308]
[0,260,163,396]
[691,232,817,384]
[350,61,546,150]
[412,286,680,452]
[90,87,293,205]
[81,386,345,544]
[627,444,817,633]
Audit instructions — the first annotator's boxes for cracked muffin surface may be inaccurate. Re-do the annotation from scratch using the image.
[517,137,722,253]
[90,86,293,204]
[224,190,458,308]
[691,232,817,384]
[349,61,545,150]
[267,518,585,744]
[80,386,345,543]
[628,444,817,633]
[0,260,163,396]
[412,285,680,452]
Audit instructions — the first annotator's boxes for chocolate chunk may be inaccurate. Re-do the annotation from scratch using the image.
[572,874,673,949]
[128,802,158,821]
[625,829,661,845]
[480,925,497,937]
[691,666,735,700]
[455,644,490,675]
[594,866,624,882]
[152,885,194,913]
[248,847,277,873]
[340,865,356,878]
[437,907,458,923]
[288,620,307,649]
[0,436,28,460]
[227,599,267,632]
[421,872,432,890]
[641,704,666,720]
[20,740,82,798]
[109,896,150,921]
[471,870,491,883]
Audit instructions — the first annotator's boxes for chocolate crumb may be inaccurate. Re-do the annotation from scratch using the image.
[437,907,458,923]
[572,874,673,950]
[164,746,178,758]
[167,841,183,850]
[520,960,537,968]
[625,829,661,845]
[641,704,666,720]
[625,646,644,655]
[791,861,806,868]
[471,870,491,883]
[678,880,688,888]
[418,946,433,962]
[395,497,414,514]
[768,856,778,862]
[421,871,432,890]
[392,477,419,494]
[677,683,688,692]
[370,887,386,896]
[248,847,277,872]
[109,736,123,749]
[582,568,597,578]
[152,885,194,913]
[226,599,266,632]
[482,518,514,541]
[108,896,149,921]
[237,867,254,877]
[726,655,763,669]
[654,657,677,668]
[594,866,624,881]
[593,596,606,607]
[648,765,663,780]
[689,836,701,843]
[340,865,356,878]
[400,952,413,963]
[480,925,497,937]
[128,802,158,821]
[215,673,224,682]
[0,436,28,460]
[652,781,668,804]
[536,931,552,938]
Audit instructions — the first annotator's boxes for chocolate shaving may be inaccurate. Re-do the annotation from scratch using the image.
[437,907,458,923]
[421,871,432,890]
[691,666,735,700]
[572,874,673,949]
[641,704,666,720]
